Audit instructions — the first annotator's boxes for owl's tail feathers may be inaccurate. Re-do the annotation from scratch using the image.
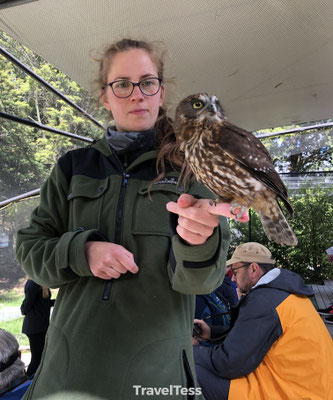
[259,210,298,246]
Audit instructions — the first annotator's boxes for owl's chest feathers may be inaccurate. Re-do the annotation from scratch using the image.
[184,130,264,199]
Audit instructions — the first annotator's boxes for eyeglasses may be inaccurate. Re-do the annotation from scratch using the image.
[103,77,162,98]
[231,263,250,276]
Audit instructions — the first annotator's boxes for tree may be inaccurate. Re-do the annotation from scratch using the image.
[1,29,333,286]
[0,198,39,289]
[258,125,333,173]
[229,186,333,283]
[0,30,107,200]
[0,30,107,289]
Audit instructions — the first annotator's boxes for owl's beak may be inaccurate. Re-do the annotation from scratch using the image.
[207,103,217,114]
[201,102,223,122]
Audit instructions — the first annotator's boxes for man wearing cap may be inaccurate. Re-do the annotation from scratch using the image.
[193,242,333,400]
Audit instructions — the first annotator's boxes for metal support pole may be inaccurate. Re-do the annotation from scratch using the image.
[256,121,333,139]
[0,44,105,130]
[0,111,94,143]
[248,209,252,241]
[0,188,40,210]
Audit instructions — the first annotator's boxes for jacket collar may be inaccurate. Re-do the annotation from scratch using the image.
[92,136,159,172]
[105,127,156,154]
[252,268,281,289]
[93,129,156,156]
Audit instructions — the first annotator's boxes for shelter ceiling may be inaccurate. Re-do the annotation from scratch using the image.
[0,0,333,130]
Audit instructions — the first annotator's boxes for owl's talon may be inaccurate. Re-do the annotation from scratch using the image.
[230,204,247,219]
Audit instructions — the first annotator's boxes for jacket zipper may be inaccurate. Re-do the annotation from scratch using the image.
[182,350,195,400]
[102,171,130,301]
[115,173,130,243]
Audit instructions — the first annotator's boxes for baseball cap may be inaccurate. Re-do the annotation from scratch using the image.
[226,242,275,266]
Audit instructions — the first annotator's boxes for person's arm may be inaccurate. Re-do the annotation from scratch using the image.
[20,281,40,315]
[193,319,212,340]
[193,319,229,342]
[193,293,283,379]
[16,157,139,287]
[166,194,247,294]
[209,324,231,340]
[16,161,106,288]
[166,209,230,294]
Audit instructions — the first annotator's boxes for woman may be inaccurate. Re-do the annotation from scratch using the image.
[16,38,244,399]
[20,280,54,377]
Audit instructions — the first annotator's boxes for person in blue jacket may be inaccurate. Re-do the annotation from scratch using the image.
[193,268,239,347]
[20,280,54,377]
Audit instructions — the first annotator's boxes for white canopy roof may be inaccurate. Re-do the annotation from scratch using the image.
[1,0,333,130]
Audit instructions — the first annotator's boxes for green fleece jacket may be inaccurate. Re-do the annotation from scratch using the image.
[16,136,231,399]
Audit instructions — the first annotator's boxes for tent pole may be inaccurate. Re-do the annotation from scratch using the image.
[0,111,94,143]
[0,44,105,130]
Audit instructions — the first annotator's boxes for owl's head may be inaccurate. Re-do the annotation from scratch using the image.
[175,93,225,124]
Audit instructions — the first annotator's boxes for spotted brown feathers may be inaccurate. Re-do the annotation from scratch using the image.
[174,93,297,246]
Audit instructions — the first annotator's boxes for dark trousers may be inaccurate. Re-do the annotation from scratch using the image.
[27,332,46,377]
[195,363,230,400]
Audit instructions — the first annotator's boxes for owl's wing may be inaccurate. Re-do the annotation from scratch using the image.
[216,121,293,215]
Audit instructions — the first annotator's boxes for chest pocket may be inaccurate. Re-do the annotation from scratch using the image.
[67,176,109,230]
[132,182,180,236]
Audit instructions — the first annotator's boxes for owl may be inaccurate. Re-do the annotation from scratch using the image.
[173,93,297,246]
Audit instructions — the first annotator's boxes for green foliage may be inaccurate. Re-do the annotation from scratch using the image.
[0,29,108,288]
[1,318,29,347]
[258,126,333,173]
[1,29,332,287]
[230,187,333,283]
[0,29,107,201]
[0,290,27,346]
[0,290,24,309]
[0,198,40,290]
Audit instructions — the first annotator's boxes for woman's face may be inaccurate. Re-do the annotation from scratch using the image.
[101,49,165,132]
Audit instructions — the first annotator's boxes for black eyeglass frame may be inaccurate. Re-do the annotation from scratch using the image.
[102,77,163,98]
[231,263,251,276]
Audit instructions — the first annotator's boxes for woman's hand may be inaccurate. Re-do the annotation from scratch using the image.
[166,194,249,245]
[85,242,139,280]
[193,319,211,340]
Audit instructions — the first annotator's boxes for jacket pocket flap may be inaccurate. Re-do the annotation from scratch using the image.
[67,177,109,200]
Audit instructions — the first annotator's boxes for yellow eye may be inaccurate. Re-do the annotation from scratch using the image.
[192,100,204,109]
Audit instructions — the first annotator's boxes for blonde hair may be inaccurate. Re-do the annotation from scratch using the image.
[95,38,183,181]
[42,287,51,299]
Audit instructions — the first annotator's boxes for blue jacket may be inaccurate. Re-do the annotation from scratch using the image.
[0,379,31,399]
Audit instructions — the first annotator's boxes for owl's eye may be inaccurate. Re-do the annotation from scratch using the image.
[192,100,204,109]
